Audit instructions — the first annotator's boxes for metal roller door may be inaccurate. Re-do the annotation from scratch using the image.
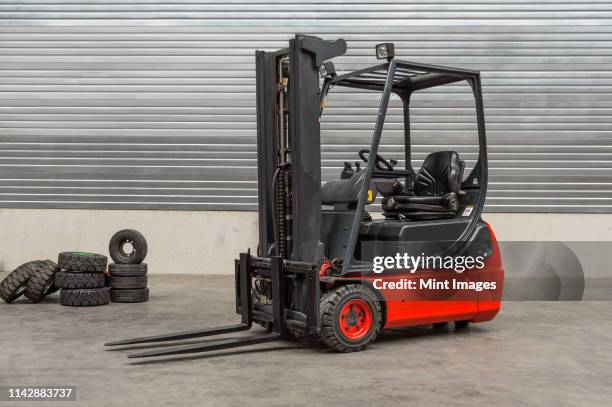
[1,1,611,212]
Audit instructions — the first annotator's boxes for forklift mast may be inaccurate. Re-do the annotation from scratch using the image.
[255,35,347,263]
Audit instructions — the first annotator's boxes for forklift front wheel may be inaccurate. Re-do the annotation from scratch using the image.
[320,284,382,352]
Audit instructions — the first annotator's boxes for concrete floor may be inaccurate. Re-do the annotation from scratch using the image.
[1,274,611,407]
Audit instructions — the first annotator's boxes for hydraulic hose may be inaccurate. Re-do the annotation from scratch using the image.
[271,165,289,257]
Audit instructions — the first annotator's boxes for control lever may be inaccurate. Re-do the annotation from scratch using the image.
[341,162,354,179]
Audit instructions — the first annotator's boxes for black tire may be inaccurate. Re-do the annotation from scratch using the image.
[109,229,148,264]
[39,260,61,294]
[60,287,110,307]
[111,288,149,303]
[58,252,107,273]
[24,260,60,303]
[455,320,469,329]
[320,284,382,352]
[0,262,37,303]
[55,271,106,289]
[109,275,147,290]
[108,263,148,277]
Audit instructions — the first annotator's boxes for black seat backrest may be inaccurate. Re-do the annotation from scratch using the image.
[413,151,464,196]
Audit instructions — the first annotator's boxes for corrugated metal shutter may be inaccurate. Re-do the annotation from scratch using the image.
[1,1,611,212]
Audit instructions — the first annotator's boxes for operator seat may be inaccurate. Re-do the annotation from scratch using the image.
[382,151,464,220]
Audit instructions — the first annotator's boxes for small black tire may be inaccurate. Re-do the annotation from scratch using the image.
[58,252,107,273]
[24,260,60,303]
[111,288,149,303]
[0,262,37,303]
[60,287,110,307]
[455,320,469,329]
[108,263,148,277]
[109,275,147,290]
[55,271,106,289]
[109,229,148,265]
[320,284,382,353]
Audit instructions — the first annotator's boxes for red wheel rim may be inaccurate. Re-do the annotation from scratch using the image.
[339,299,373,340]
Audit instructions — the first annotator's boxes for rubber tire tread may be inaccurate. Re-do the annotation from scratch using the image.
[320,284,382,353]
[40,260,62,294]
[108,263,147,277]
[55,271,106,289]
[0,262,36,303]
[58,252,107,273]
[24,260,60,303]
[109,275,147,290]
[110,288,149,303]
[60,287,110,307]
[109,229,148,265]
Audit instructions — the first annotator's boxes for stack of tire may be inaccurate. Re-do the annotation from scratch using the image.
[108,229,149,303]
[56,252,110,307]
[0,260,60,304]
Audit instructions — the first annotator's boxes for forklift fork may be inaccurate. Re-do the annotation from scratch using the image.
[125,333,282,359]
[105,253,285,359]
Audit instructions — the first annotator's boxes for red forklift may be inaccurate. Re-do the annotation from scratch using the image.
[107,35,504,357]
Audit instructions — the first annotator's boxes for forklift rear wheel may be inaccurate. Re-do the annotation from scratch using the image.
[455,320,469,329]
[320,284,382,352]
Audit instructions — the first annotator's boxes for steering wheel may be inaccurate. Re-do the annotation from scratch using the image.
[358,148,395,171]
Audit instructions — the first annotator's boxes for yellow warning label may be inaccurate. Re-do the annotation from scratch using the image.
[367,189,374,202]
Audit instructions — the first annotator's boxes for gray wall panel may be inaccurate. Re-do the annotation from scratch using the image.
[0,1,611,212]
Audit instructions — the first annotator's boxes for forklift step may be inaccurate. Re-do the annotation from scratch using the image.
[127,333,282,359]
[104,323,250,347]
